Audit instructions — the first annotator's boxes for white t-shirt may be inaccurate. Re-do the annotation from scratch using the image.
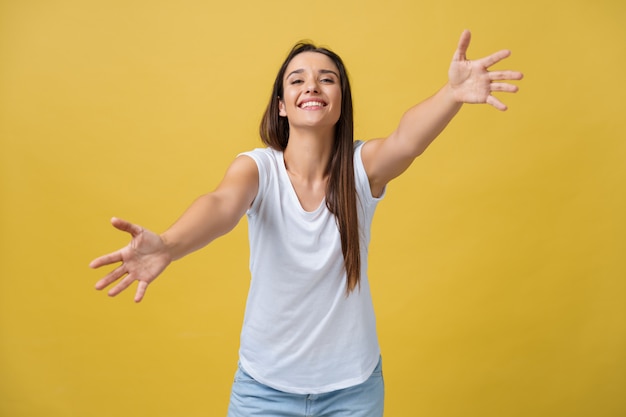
[238,140,384,394]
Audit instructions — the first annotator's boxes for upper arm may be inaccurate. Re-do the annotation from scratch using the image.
[361,134,421,197]
[210,154,259,227]
[158,155,259,259]
[361,86,463,196]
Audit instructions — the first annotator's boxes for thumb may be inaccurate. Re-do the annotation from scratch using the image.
[111,217,143,238]
[453,29,471,62]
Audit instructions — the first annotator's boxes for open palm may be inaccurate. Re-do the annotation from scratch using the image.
[448,30,523,111]
[90,217,172,302]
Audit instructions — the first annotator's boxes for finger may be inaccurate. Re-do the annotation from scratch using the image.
[480,49,511,69]
[95,265,126,290]
[489,70,524,81]
[452,29,471,62]
[134,281,149,303]
[111,217,143,238]
[89,250,123,269]
[107,273,136,297]
[490,82,519,93]
[486,95,508,111]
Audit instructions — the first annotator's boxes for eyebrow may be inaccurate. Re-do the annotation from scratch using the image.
[286,68,340,79]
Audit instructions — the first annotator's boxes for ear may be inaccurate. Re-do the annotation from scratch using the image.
[278,97,287,117]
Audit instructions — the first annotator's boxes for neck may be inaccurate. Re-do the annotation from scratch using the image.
[283,127,334,181]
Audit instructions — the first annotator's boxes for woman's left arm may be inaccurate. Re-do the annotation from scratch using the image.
[362,30,523,197]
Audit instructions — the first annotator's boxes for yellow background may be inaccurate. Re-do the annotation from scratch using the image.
[1,0,624,416]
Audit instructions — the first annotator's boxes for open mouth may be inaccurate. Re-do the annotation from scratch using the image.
[299,100,326,109]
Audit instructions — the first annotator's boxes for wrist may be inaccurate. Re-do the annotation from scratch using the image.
[440,83,464,112]
[159,232,179,262]
[444,82,463,105]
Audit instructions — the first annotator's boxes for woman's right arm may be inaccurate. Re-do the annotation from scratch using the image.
[90,155,259,302]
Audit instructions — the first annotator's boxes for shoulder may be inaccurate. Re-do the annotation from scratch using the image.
[354,140,387,200]
[240,146,280,160]
[239,147,282,170]
[221,153,260,188]
[237,147,282,175]
[355,139,389,198]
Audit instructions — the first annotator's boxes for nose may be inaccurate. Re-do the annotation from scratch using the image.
[305,78,319,94]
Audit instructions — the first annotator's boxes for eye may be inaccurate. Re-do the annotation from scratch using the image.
[320,78,335,84]
[290,79,303,85]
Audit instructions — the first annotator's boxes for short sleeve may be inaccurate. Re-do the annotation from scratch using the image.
[353,140,386,206]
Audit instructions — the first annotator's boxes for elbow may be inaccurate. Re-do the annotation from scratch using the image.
[410,144,427,159]
[396,134,427,160]
[389,127,428,160]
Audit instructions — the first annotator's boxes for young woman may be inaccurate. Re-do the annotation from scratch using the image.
[90,30,522,417]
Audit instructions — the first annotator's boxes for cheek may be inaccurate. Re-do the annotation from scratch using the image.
[331,93,343,115]
[329,88,342,108]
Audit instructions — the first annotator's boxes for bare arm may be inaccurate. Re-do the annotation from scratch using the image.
[160,155,259,260]
[90,155,258,302]
[362,30,523,196]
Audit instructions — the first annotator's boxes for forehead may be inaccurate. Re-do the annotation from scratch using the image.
[284,51,339,76]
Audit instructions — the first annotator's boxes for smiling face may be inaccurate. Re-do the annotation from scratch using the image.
[278,51,342,133]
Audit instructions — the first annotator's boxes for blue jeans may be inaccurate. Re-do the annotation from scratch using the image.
[227,357,384,417]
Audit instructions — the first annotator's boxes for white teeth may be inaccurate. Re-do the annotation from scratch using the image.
[300,101,325,108]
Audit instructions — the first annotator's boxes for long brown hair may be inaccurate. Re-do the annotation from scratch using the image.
[260,42,360,294]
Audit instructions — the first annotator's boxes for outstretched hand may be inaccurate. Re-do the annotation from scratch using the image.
[448,30,523,111]
[90,217,171,302]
